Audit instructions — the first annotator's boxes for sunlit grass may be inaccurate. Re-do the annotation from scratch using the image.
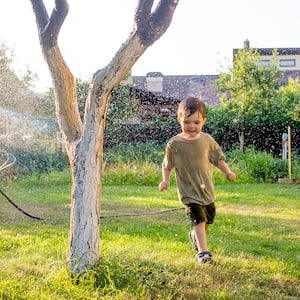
[0,175,299,299]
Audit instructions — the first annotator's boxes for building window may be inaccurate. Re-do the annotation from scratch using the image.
[191,77,204,83]
[257,60,270,67]
[280,59,296,67]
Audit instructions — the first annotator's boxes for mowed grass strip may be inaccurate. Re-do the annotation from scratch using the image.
[0,178,299,299]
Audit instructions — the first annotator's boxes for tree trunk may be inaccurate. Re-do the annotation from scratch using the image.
[68,99,105,272]
[30,0,179,273]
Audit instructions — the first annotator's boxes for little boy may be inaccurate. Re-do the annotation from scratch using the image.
[159,97,236,264]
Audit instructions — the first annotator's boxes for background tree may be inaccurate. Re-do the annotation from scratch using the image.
[216,48,281,151]
[74,78,89,121]
[214,49,300,153]
[294,103,300,121]
[0,42,58,159]
[279,78,300,122]
[107,83,136,125]
[205,105,239,151]
[29,0,179,273]
[0,43,39,114]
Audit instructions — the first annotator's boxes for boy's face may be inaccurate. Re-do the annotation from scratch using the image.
[179,111,206,139]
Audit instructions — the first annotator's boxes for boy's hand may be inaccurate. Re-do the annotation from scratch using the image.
[159,181,169,191]
[226,171,236,181]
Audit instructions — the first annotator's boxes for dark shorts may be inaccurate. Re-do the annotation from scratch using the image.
[185,202,216,226]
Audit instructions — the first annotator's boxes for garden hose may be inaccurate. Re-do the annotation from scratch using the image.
[100,207,184,219]
[0,187,184,220]
[0,188,44,220]
[0,150,185,220]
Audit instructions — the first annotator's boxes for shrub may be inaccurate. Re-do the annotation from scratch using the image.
[4,142,299,186]
[1,147,69,180]
[227,146,294,183]
[103,143,300,185]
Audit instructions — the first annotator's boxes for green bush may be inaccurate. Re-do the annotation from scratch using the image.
[4,142,299,186]
[227,146,295,183]
[2,147,69,179]
[103,143,300,185]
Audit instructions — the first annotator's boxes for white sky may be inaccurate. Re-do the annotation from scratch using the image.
[1,0,300,92]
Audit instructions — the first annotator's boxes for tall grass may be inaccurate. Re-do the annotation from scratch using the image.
[102,142,299,185]
[4,141,298,186]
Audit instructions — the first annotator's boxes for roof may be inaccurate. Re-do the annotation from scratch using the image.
[132,74,220,107]
[233,47,300,56]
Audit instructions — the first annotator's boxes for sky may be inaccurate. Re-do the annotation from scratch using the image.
[1,0,300,92]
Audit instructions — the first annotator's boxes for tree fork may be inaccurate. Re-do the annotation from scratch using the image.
[30,0,179,273]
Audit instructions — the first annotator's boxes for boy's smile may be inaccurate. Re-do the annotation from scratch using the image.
[179,111,206,140]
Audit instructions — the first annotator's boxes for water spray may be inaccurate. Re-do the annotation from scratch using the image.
[0,150,16,171]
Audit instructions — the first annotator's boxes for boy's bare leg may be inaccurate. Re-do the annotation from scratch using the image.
[194,222,209,252]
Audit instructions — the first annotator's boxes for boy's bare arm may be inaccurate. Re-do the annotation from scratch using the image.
[217,160,236,181]
[159,167,172,191]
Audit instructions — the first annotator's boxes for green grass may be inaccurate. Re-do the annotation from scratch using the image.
[0,175,299,299]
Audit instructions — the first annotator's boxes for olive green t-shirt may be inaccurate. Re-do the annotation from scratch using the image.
[162,133,226,205]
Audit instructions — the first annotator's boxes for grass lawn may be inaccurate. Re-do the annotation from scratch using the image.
[0,175,299,299]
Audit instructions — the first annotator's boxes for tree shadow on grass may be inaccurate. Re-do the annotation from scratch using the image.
[74,247,299,300]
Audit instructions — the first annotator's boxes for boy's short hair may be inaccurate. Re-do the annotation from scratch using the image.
[177,97,206,122]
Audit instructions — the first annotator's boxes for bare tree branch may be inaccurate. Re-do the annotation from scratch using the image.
[30,0,49,33]
[135,0,154,30]
[91,0,180,99]
[30,0,82,148]
[44,0,69,46]
[151,0,179,36]
[30,0,68,47]
[135,0,179,46]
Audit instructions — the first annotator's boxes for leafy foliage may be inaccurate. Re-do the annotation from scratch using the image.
[75,78,90,121]
[279,77,300,121]
[214,49,300,153]
[101,143,300,185]
[107,83,136,123]
[104,141,165,165]
[216,49,279,150]
[227,146,292,182]
[0,42,38,113]
[2,146,68,179]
